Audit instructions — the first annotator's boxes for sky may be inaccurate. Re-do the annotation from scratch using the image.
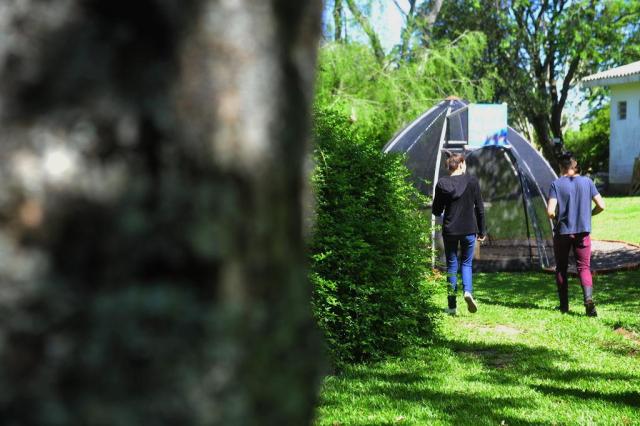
[371,2,405,51]
[323,1,405,51]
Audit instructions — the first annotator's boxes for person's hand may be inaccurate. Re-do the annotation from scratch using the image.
[477,234,486,242]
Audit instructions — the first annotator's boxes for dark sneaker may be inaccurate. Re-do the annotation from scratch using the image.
[447,295,457,310]
[585,299,597,317]
[464,291,478,313]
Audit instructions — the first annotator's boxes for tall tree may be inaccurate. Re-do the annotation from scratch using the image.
[344,0,386,63]
[509,0,640,168]
[418,0,445,46]
[334,0,344,41]
[394,0,445,60]
[396,0,419,60]
[430,0,640,169]
[0,0,323,424]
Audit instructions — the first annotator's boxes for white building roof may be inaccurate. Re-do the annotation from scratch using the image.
[582,61,640,87]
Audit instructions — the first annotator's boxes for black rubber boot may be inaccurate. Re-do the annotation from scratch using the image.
[582,286,597,317]
[557,283,569,313]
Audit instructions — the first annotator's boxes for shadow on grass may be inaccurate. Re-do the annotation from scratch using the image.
[440,340,574,384]
[325,372,543,425]
[474,296,542,310]
[322,337,640,425]
[324,342,561,424]
[472,272,557,308]
[591,270,640,306]
[531,367,640,383]
[532,385,640,408]
[473,296,588,316]
[471,270,640,313]
[319,271,640,424]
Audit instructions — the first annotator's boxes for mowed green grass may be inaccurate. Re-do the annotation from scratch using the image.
[314,271,640,425]
[592,196,640,244]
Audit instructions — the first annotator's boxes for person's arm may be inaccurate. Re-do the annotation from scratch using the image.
[474,180,486,241]
[589,178,605,216]
[547,181,557,219]
[592,194,605,216]
[547,197,558,219]
[432,185,444,217]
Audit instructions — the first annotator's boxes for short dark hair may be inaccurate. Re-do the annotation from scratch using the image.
[558,151,577,172]
[446,153,465,172]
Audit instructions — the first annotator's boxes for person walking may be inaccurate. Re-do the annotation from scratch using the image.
[547,152,606,316]
[432,153,486,315]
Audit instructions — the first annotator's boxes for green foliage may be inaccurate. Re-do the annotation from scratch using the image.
[430,0,640,165]
[315,32,495,145]
[564,104,609,174]
[310,107,438,366]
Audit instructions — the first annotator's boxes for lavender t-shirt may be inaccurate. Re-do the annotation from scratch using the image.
[548,176,599,235]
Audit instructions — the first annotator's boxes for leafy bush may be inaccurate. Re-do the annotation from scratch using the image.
[309,33,493,366]
[564,104,609,174]
[310,108,438,366]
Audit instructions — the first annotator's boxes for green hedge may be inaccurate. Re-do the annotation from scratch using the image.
[310,108,438,366]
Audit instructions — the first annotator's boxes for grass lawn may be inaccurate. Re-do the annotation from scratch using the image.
[314,270,640,425]
[592,196,640,244]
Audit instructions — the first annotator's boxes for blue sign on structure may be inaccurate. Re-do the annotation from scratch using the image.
[467,103,508,147]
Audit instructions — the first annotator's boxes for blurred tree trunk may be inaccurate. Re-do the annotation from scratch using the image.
[0,0,323,425]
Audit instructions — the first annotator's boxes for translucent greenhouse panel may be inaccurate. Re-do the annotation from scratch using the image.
[508,128,556,195]
[384,103,448,153]
[521,171,555,269]
[403,111,448,198]
[447,107,468,142]
[466,147,535,270]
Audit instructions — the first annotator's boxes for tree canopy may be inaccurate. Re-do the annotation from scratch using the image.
[424,0,640,167]
[323,0,640,169]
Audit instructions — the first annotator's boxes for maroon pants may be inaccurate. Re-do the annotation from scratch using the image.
[553,232,592,289]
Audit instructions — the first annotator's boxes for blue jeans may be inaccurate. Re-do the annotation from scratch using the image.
[443,234,476,295]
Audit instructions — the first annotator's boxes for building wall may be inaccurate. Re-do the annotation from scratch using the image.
[610,82,640,186]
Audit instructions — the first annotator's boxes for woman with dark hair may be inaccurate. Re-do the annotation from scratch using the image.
[547,152,606,316]
[432,153,486,315]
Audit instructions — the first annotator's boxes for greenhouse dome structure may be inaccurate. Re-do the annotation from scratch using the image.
[383,98,557,271]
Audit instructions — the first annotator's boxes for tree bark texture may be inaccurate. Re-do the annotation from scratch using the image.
[0,0,323,425]
[419,0,444,46]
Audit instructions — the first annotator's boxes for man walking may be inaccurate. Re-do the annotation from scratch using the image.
[547,152,606,316]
